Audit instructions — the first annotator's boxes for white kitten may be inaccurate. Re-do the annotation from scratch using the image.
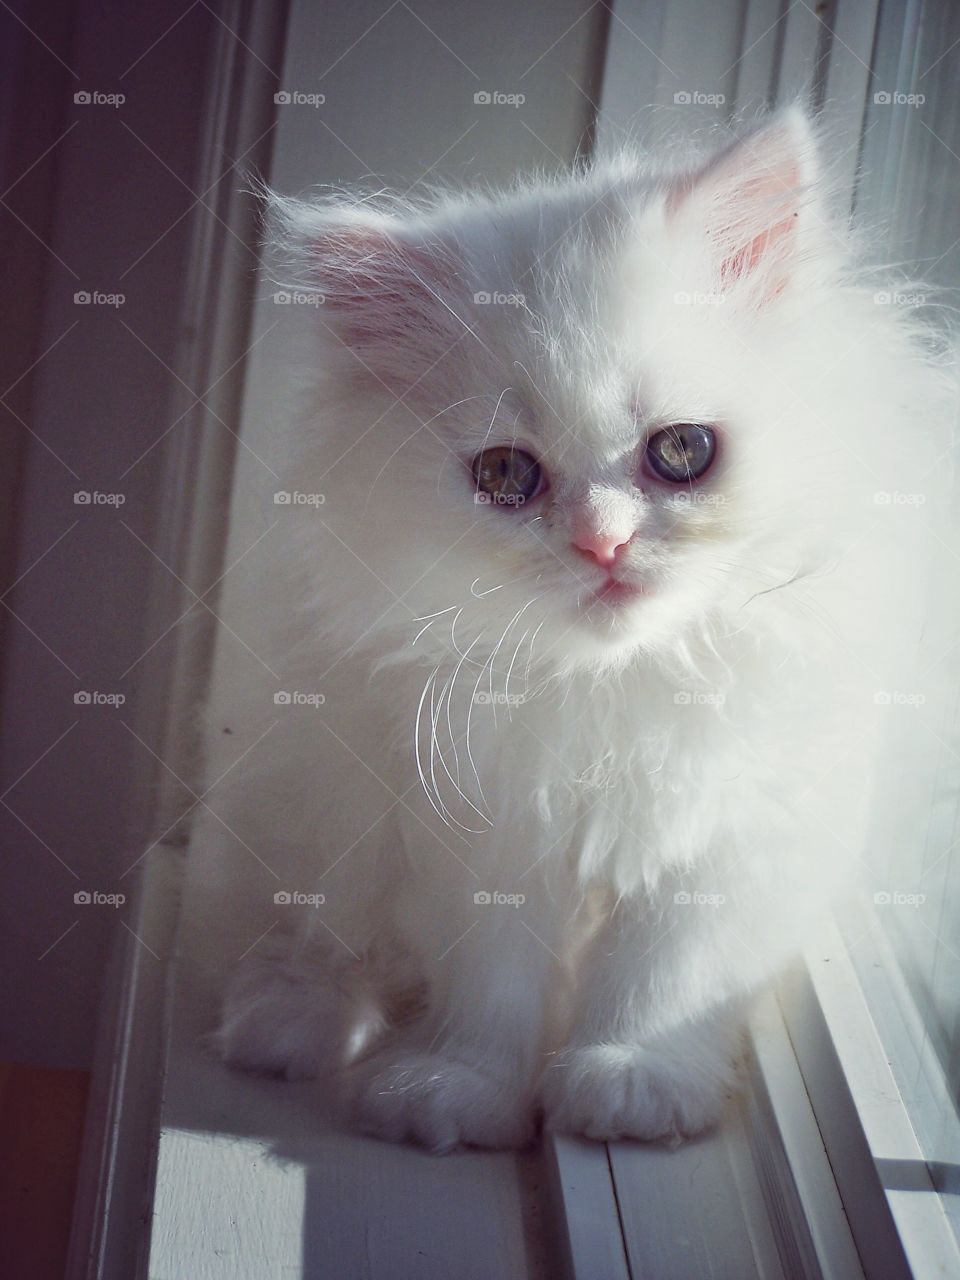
[207,108,950,1151]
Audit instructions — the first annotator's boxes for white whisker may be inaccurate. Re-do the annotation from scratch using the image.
[486,596,541,730]
[414,665,453,831]
[503,625,531,720]
[427,667,486,835]
[523,619,546,691]
[431,668,490,826]
[412,603,459,623]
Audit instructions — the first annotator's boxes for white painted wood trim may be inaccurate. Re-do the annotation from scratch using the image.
[64,847,185,1280]
[847,922,960,1244]
[747,991,866,1280]
[608,1098,788,1280]
[780,924,960,1280]
[64,1,289,1273]
[137,0,289,825]
[545,991,867,1280]
[543,1134,630,1280]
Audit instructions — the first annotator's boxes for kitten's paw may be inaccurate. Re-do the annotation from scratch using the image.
[214,942,362,1081]
[541,1043,729,1142]
[351,1050,534,1153]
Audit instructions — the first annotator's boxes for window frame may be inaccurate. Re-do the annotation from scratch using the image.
[67,2,960,1277]
[778,925,960,1280]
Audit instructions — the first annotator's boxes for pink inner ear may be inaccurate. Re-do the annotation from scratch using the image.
[309,227,456,352]
[720,171,800,288]
[669,116,813,300]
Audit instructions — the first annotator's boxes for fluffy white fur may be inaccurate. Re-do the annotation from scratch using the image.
[205,108,951,1152]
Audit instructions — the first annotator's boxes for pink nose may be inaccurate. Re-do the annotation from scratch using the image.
[571,530,630,567]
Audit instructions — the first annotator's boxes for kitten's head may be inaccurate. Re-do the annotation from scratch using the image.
[275,109,931,678]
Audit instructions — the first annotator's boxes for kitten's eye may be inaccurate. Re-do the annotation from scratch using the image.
[645,424,716,483]
[471,446,543,506]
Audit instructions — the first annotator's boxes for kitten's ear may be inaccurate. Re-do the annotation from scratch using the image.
[668,108,820,301]
[269,197,468,394]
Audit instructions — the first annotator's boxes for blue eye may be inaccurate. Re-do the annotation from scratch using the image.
[645,424,716,483]
[472,446,543,506]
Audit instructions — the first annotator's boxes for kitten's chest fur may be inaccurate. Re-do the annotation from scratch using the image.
[407,646,829,895]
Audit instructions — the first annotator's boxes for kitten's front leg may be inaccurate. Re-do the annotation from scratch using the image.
[351,858,566,1153]
[542,888,774,1142]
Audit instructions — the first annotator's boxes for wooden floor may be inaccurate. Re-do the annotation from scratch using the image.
[0,1061,89,1280]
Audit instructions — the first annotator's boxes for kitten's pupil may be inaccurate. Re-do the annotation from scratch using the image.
[646,424,716,483]
[472,446,542,505]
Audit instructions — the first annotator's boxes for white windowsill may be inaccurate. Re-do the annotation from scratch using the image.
[68,845,959,1280]
[780,924,960,1280]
